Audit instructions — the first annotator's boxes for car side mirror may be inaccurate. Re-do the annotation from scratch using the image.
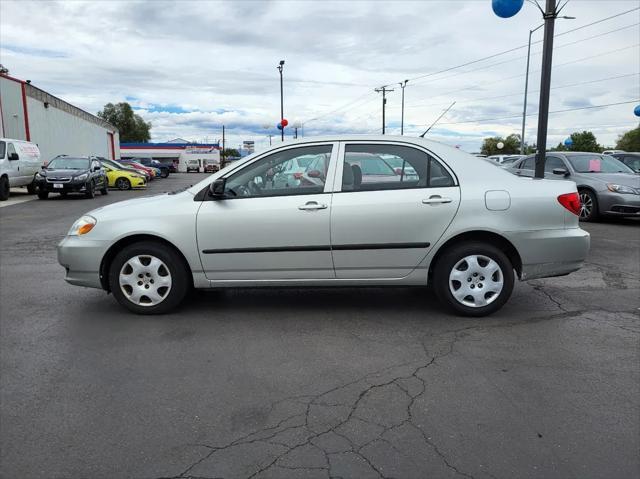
[93,166,101,171]
[307,170,322,178]
[8,152,19,161]
[41,165,47,169]
[209,178,226,198]
[552,168,569,176]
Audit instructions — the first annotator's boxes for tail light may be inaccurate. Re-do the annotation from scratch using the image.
[557,192,581,216]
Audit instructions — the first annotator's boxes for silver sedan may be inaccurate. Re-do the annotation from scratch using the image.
[58,136,590,316]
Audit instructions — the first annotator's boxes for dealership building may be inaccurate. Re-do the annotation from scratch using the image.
[121,138,221,172]
[0,73,120,162]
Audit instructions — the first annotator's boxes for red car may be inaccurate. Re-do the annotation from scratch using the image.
[119,159,156,180]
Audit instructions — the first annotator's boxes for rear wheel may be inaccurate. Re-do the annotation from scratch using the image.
[161,169,169,178]
[0,176,9,201]
[116,177,131,190]
[433,242,514,317]
[108,242,191,314]
[578,189,599,222]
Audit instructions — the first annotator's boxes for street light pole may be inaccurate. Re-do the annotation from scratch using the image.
[399,80,408,135]
[521,23,543,155]
[375,86,394,134]
[277,60,285,141]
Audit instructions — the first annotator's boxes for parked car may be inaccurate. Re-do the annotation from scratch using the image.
[610,152,640,173]
[0,138,41,200]
[101,164,147,190]
[186,159,200,172]
[487,154,524,165]
[135,158,170,178]
[506,152,639,221]
[271,154,323,188]
[602,149,625,155]
[36,156,108,199]
[96,157,151,181]
[119,159,157,179]
[58,136,590,317]
[204,163,219,173]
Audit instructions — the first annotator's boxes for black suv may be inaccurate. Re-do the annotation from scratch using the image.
[36,156,108,199]
[611,152,640,173]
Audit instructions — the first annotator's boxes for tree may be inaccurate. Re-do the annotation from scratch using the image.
[221,148,240,159]
[480,133,522,156]
[97,102,151,143]
[552,130,601,152]
[615,125,640,151]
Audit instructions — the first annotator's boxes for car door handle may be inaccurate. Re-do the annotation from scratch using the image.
[422,196,452,204]
[298,201,328,211]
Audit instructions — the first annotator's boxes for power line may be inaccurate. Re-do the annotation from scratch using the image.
[393,6,639,86]
[399,72,638,109]
[416,99,639,127]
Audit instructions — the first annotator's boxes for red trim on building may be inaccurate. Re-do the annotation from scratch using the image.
[121,145,221,150]
[108,132,116,160]
[0,73,25,85]
[20,83,30,141]
[0,87,4,137]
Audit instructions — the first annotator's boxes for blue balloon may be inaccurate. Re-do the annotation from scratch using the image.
[564,137,573,147]
[492,0,524,18]
[634,104,640,117]
[277,123,283,130]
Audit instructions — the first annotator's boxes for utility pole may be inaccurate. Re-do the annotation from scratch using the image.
[374,86,394,134]
[267,134,273,146]
[277,60,285,141]
[399,80,408,135]
[534,0,558,179]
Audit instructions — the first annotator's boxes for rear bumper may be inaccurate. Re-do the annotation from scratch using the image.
[505,227,590,280]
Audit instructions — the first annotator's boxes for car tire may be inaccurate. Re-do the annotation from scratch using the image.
[108,242,191,314]
[161,169,169,178]
[37,189,49,200]
[0,176,9,201]
[85,181,95,199]
[26,179,36,194]
[578,189,599,222]
[433,241,514,317]
[116,177,131,190]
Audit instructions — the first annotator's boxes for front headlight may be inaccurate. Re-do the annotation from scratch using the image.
[68,215,97,236]
[75,173,88,181]
[607,184,638,195]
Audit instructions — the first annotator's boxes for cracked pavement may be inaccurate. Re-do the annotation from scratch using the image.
[1,174,638,479]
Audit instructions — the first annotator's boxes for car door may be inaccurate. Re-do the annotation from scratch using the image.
[196,143,338,281]
[514,155,535,177]
[5,143,22,184]
[330,142,460,279]
[543,155,568,179]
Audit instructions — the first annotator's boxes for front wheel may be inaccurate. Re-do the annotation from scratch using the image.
[37,189,49,200]
[0,176,9,201]
[433,242,514,317]
[578,189,599,222]
[85,181,95,199]
[108,242,191,314]
[27,180,36,194]
[115,177,131,190]
[100,178,109,195]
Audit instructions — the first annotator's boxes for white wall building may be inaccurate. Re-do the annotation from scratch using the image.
[121,139,220,172]
[0,73,120,162]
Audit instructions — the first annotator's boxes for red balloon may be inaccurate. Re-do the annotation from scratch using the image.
[281,119,289,127]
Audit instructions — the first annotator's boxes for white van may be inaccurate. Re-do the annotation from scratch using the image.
[0,138,42,200]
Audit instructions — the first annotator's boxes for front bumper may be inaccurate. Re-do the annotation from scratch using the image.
[37,179,89,193]
[57,236,111,289]
[505,227,590,281]
[598,191,640,217]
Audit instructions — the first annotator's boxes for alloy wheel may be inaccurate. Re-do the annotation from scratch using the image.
[579,192,593,219]
[119,255,172,306]
[449,255,504,308]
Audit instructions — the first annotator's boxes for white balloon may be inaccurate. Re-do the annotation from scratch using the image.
[497,142,504,149]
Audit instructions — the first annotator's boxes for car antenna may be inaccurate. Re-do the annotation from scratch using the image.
[419,101,455,138]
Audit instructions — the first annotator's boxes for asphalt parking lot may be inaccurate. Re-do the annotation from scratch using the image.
[1,174,638,479]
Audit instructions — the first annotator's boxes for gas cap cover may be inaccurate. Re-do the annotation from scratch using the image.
[485,190,511,211]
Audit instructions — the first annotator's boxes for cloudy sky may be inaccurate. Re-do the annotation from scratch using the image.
[1,0,638,152]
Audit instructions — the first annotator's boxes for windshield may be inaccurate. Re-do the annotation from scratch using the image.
[567,154,634,174]
[47,157,90,169]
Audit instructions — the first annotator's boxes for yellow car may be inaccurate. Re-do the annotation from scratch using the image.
[103,165,147,190]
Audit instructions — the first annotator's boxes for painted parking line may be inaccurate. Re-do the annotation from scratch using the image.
[0,191,37,209]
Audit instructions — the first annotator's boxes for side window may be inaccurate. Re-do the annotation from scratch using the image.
[521,157,535,170]
[342,144,453,192]
[7,143,16,158]
[544,156,565,173]
[0,141,5,159]
[224,145,333,198]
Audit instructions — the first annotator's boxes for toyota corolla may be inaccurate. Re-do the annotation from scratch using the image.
[58,137,590,316]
